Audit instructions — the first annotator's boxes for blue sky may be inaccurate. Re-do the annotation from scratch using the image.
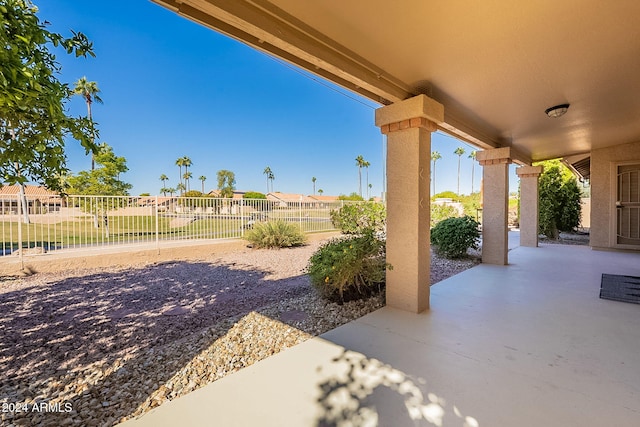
[38,0,518,197]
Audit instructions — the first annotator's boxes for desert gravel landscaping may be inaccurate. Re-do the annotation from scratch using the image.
[0,238,479,427]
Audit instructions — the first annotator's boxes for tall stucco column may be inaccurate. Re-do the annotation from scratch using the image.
[516,165,543,247]
[476,147,512,265]
[375,95,443,313]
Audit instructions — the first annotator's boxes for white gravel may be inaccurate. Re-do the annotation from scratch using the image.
[0,239,478,427]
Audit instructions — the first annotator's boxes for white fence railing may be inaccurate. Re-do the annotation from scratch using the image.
[0,195,357,256]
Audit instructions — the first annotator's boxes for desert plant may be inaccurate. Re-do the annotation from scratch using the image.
[307,231,389,302]
[244,220,307,249]
[430,215,480,259]
[330,202,386,234]
[430,203,458,227]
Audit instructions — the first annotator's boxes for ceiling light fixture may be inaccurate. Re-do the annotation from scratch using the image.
[545,103,570,118]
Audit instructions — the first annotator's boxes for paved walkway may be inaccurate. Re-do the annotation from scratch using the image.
[120,243,640,427]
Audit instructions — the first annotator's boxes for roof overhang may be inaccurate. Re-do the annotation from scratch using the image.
[152,0,640,166]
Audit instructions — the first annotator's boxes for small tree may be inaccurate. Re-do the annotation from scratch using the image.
[217,169,236,198]
[67,143,132,232]
[67,143,131,196]
[537,160,582,239]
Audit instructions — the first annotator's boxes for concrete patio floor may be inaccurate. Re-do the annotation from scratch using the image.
[120,243,640,427]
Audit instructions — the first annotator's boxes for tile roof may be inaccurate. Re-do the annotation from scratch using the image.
[0,185,59,197]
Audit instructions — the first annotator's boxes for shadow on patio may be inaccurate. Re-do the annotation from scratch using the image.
[120,244,640,427]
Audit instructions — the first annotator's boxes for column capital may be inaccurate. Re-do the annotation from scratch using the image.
[380,117,437,134]
[516,165,543,178]
[476,147,513,166]
[375,94,444,132]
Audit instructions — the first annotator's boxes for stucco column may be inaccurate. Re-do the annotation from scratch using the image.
[375,95,443,313]
[516,165,543,247]
[476,147,512,265]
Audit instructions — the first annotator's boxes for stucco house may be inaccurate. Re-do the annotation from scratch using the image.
[0,185,63,214]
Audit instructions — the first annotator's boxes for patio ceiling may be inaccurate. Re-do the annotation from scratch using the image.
[153,0,640,163]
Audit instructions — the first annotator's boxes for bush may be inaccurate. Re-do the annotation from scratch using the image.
[307,231,389,302]
[338,192,365,201]
[243,191,266,200]
[430,203,458,227]
[430,216,480,259]
[182,190,205,197]
[538,160,582,238]
[330,202,386,234]
[244,220,307,249]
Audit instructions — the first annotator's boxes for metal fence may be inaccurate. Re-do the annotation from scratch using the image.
[0,195,357,256]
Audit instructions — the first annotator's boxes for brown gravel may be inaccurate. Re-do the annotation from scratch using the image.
[0,239,477,427]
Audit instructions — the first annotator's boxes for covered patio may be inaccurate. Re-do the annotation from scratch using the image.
[121,243,640,426]
[133,1,640,424]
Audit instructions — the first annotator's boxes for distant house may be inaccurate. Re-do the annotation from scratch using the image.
[207,190,246,200]
[308,195,340,202]
[0,185,63,214]
[138,196,177,211]
[266,192,317,207]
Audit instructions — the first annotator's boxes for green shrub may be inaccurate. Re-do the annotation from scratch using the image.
[338,192,365,201]
[182,190,205,197]
[243,191,266,200]
[244,220,307,249]
[430,215,480,259]
[432,191,460,201]
[430,203,458,227]
[307,231,389,302]
[537,160,582,238]
[330,202,386,234]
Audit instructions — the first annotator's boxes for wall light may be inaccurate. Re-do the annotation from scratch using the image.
[545,103,570,118]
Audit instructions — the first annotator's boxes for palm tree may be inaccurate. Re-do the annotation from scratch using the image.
[176,182,186,195]
[355,155,366,197]
[183,171,192,191]
[175,158,185,194]
[468,150,478,193]
[268,170,275,192]
[363,160,371,198]
[159,174,169,196]
[73,77,103,170]
[431,151,442,195]
[318,189,324,195]
[263,166,273,193]
[312,177,317,195]
[199,175,207,193]
[454,147,466,195]
[182,156,192,174]
[368,183,373,199]
[167,187,176,197]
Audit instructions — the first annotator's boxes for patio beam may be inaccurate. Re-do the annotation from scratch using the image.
[375,95,444,313]
[477,148,513,265]
[516,165,543,247]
